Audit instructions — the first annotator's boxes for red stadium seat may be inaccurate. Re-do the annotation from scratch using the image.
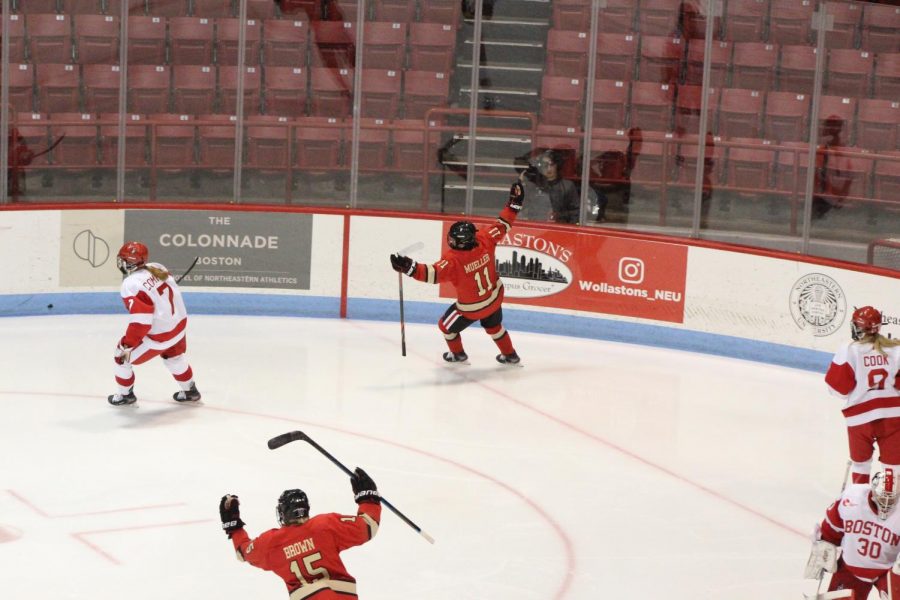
[62,0,109,15]
[627,135,672,186]
[27,13,74,64]
[7,63,35,113]
[673,133,725,188]
[873,152,900,202]
[589,128,631,186]
[534,123,583,165]
[3,15,26,62]
[216,18,261,66]
[16,0,58,13]
[732,42,777,91]
[681,0,722,40]
[724,0,767,42]
[777,45,816,94]
[362,22,407,71]
[408,22,456,73]
[310,21,356,70]
[639,35,684,84]
[402,70,450,120]
[172,65,216,114]
[218,66,262,114]
[768,0,814,45]
[49,113,99,168]
[83,64,122,113]
[153,122,197,170]
[103,0,151,16]
[353,119,391,172]
[279,0,323,20]
[372,0,415,23]
[244,122,290,172]
[328,0,363,21]
[726,137,776,191]
[15,116,51,168]
[539,76,585,128]
[262,19,309,67]
[674,85,718,134]
[873,54,900,102]
[597,0,637,33]
[127,65,171,114]
[638,0,681,37]
[391,119,429,176]
[860,3,900,54]
[197,123,236,169]
[127,16,167,65]
[246,0,276,20]
[419,0,460,25]
[857,99,899,153]
[819,148,873,202]
[764,91,810,142]
[546,29,590,78]
[294,117,343,171]
[98,115,149,167]
[596,32,639,81]
[74,15,119,64]
[193,0,234,18]
[774,141,809,195]
[309,67,354,117]
[590,79,629,129]
[685,39,731,87]
[552,0,590,31]
[360,68,401,119]
[263,66,308,117]
[825,49,874,98]
[718,88,763,138]
[818,96,857,142]
[825,1,862,50]
[36,63,80,113]
[169,17,214,65]
[146,0,189,17]
[629,81,675,132]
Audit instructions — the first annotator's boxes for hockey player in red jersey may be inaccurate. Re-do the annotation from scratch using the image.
[805,469,900,598]
[826,306,900,484]
[220,468,382,599]
[108,241,201,406]
[389,178,525,365]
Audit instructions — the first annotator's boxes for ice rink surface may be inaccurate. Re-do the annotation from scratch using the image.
[0,314,856,599]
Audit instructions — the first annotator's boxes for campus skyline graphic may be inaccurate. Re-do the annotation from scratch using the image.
[496,249,569,284]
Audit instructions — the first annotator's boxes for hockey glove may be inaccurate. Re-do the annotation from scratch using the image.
[803,540,838,579]
[114,339,133,365]
[351,467,380,505]
[219,494,246,537]
[389,254,416,277]
[507,180,525,212]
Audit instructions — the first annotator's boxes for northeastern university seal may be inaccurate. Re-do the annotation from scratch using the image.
[789,273,847,336]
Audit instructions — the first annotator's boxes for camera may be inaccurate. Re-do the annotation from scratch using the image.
[520,150,554,187]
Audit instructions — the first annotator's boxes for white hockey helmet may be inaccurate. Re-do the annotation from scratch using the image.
[872,469,899,520]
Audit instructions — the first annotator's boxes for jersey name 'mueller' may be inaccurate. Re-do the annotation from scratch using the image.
[283,537,315,559]
[463,253,490,274]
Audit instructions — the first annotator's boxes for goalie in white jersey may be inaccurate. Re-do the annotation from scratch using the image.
[108,241,201,406]
[826,306,900,485]
[806,469,900,598]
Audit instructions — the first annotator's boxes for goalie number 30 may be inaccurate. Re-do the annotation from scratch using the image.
[858,538,882,560]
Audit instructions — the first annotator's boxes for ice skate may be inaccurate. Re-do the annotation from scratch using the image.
[173,383,201,403]
[496,352,521,366]
[442,351,469,363]
[108,388,137,406]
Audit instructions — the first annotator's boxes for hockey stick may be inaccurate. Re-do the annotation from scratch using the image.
[395,242,423,358]
[175,256,200,284]
[268,430,435,544]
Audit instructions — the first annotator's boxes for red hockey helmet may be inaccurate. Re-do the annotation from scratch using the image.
[117,241,149,275]
[851,306,883,341]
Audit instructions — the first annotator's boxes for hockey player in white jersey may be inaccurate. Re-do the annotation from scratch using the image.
[108,241,201,406]
[806,469,900,598]
[826,306,900,485]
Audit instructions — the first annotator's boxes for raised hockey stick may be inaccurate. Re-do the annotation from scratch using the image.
[395,242,423,358]
[268,430,435,545]
[175,256,200,284]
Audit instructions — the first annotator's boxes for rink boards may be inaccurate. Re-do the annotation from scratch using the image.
[1,206,898,370]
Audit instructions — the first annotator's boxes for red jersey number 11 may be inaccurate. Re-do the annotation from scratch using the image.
[473,266,494,297]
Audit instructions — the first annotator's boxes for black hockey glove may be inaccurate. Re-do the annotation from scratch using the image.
[507,180,525,212]
[389,254,416,276]
[219,494,245,537]
[351,467,380,505]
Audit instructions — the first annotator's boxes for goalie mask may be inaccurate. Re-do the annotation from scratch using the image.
[851,306,883,341]
[117,241,149,275]
[872,470,898,520]
[447,221,477,251]
[277,489,310,525]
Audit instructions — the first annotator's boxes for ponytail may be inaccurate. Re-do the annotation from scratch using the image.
[146,264,170,282]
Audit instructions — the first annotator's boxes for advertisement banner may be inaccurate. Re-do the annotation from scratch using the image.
[439,223,688,323]
[124,210,312,290]
[59,210,125,287]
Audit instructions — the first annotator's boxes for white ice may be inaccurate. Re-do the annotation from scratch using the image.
[0,314,854,599]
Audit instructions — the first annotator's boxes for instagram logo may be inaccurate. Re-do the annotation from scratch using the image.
[618,257,644,284]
